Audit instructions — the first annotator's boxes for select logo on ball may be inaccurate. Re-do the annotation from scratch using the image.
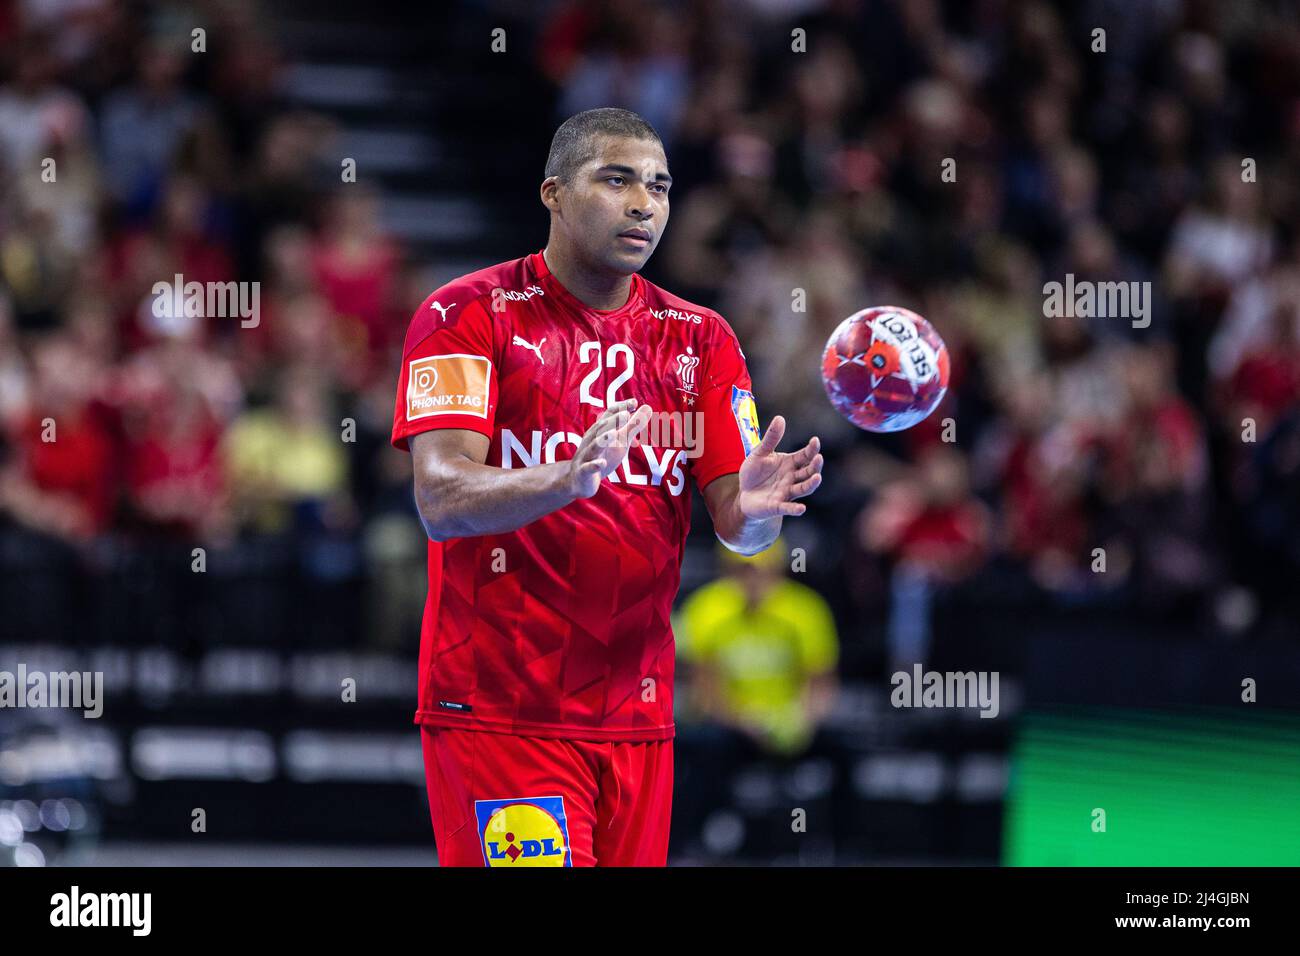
[475,796,571,867]
[821,306,950,433]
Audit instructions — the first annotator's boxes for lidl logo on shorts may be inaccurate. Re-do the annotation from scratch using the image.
[407,353,492,421]
[475,796,571,867]
[731,385,761,456]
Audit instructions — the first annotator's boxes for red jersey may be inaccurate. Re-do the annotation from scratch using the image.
[391,250,760,741]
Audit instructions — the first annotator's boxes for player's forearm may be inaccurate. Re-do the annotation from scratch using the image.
[415,457,576,541]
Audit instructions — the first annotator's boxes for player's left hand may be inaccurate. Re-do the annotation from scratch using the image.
[737,415,823,519]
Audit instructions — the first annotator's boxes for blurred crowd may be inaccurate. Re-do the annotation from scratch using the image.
[0,0,1298,749]
[0,5,421,583]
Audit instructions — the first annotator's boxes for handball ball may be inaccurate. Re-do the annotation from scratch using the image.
[820,306,950,433]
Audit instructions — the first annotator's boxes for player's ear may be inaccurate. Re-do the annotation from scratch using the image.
[540,176,561,214]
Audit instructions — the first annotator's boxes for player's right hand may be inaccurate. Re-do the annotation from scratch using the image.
[567,399,653,499]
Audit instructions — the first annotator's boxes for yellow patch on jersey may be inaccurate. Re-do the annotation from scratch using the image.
[731,385,761,456]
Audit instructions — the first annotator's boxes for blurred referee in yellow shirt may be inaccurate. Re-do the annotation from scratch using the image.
[675,538,838,757]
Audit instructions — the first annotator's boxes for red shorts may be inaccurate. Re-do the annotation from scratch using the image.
[419,726,674,867]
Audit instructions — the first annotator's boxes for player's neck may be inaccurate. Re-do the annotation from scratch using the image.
[542,245,634,312]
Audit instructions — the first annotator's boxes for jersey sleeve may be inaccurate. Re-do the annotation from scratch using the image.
[391,297,498,452]
[690,319,760,490]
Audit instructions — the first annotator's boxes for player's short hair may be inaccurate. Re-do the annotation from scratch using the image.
[544,108,662,184]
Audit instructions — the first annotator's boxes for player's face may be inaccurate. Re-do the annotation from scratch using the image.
[566,135,671,274]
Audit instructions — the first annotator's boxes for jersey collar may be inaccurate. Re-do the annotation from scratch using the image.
[528,249,645,320]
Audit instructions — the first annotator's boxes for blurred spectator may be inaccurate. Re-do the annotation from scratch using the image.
[113,333,239,541]
[221,364,351,537]
[664,126,800,304]
[310,188,402,382]
[859,446,990,670]
[676,539,838,756]
[99,34,201,220]
[0,31,90,175]
[1165,157,1274,303]
[0,332,114,541]
[1224,301,1300,435]
[551,1,689,150]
